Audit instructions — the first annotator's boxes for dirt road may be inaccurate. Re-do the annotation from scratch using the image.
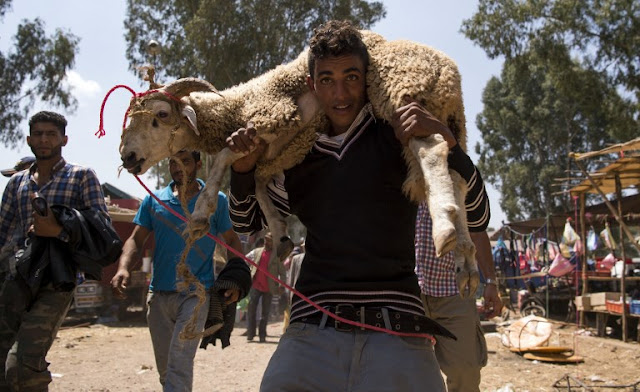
[46,316,640,391]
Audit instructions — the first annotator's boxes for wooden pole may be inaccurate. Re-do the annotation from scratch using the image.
[572,160,640,253]
[615,174,628,342]
[579,194,587,327]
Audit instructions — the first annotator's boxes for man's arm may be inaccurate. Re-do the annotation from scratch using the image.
[111,225,151,295]
[219,228,247,304]
[0,179,18,250]
[227,123,291,235]
[471,230,502,318]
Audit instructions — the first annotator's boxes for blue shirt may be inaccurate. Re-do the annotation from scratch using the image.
[134,179,232,291]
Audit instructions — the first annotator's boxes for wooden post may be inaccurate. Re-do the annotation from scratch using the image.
[615,174,627,342]
[579,194,587,327]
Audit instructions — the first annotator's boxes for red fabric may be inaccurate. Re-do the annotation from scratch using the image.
[252,249,272,292]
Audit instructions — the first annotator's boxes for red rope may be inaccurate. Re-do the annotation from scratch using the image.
[96,85,183,139]
[133,175,436,342]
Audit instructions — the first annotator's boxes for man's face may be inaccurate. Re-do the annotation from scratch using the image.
[307,54,367,136]
[27,122,67,161]
[169,151,201,186]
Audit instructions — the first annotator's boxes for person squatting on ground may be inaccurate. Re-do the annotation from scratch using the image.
[227,20,490,391]
[244,232,286,343]
[0,111,110,391]
[111,150,244,392]
[416,201,500,392]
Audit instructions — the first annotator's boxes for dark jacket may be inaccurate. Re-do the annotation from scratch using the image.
[13,206,122,306]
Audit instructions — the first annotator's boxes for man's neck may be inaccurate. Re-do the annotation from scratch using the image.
[172,180,200,200]
[34,156,63,186]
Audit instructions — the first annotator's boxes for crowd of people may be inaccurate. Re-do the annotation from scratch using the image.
[0,19,500,392]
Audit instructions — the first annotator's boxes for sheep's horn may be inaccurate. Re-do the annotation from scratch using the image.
[163,78,220,98]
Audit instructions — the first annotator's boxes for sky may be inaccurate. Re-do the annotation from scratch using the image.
[0,0,506,229]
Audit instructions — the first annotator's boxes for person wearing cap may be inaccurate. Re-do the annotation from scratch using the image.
[415,202,500,392]
[1,156,36,178]
[226,20,490,391]
[0,111,109,390]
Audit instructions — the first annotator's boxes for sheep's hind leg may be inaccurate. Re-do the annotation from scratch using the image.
[188,148,245,240]
[408,137,458,256]
[450,172,479,297]
[255,175,293,262]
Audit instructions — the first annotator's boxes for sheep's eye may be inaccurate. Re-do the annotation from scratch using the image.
[157,111,169,119]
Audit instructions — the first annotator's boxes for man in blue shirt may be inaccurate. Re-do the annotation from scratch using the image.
[111,150,243,392]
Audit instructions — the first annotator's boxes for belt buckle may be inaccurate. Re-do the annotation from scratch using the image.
[334,304,356,332]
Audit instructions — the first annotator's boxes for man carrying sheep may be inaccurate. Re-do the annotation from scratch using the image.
[227,20,490,391]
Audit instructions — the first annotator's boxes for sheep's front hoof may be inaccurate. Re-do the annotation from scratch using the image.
[186,216,211,241]
[455,268,480,298]
[434,227,457,257]
[277,236,294,262]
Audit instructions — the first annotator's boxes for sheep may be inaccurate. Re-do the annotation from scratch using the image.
[118,30,478,298]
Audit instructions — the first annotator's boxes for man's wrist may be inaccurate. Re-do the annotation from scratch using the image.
[485,278,498,286]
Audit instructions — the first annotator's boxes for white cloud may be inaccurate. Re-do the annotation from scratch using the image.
[65,70,101,101]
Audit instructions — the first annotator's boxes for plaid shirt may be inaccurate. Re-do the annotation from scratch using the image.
[0,158,108,252]
[415,202,459,297]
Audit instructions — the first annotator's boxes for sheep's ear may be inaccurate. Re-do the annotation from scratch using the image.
[182,105,200,136]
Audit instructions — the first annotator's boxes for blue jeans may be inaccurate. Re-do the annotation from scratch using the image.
[146,291,210,392]
[260,321,445,391]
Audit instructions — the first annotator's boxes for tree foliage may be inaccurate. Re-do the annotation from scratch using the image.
[462,0,640,220]
[462,0,640,100]
[0,0,79,148]
[124,0,385,90]
[125,0,385,188]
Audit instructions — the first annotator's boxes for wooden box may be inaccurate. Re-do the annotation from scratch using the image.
[590,292,620,307]
[574,295,591,311]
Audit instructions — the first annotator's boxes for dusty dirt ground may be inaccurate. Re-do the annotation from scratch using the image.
[46,313,640,392]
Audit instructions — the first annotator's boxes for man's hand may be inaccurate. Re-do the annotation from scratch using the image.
[221,288,240,305]
[482,283,502,319]
[31,206,63,238]
[227,122,267,173]
[391,97,457,149]
[111,269,131,299]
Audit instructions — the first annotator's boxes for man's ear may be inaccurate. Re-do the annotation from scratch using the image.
[62,135,68,146]
[182,105,200,136]
[306,75,315,93]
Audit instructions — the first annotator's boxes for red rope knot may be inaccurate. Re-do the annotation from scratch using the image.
[96,85,137,138]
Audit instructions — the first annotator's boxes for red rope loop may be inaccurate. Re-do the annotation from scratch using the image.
[96,85,182,139]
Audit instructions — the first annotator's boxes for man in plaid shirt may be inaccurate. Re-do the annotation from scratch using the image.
[416,197,501,391]
[0,111,109,390]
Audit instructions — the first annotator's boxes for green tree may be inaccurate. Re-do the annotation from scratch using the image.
[475,44,637,220]
[0,0,79,148]
[125,0,385,188]
[461,0,640,100]
[462,0,640,220]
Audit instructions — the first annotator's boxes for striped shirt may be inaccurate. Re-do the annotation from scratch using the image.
[230,104,488,321]
[0,158,108,252]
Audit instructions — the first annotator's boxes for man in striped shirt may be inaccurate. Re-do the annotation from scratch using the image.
[0,111,109,390]
[227,20,490,391]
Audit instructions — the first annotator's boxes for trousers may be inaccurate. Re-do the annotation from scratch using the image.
[260,321,445,391]
[422,294,488,392]
[146,291,210,392]
[0,280,73,392]
[246,287,273,339]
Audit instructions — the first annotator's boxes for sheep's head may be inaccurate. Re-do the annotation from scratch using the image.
[119,78,217,175]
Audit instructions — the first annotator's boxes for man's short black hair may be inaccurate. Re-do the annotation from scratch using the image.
[177,149,201,162]
[28,111,67,135]
[307,20,369,78]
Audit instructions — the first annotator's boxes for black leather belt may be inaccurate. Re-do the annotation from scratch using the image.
[296,304,456,340]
